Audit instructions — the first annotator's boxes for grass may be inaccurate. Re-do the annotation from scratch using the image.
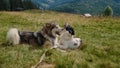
[0,10,120,68]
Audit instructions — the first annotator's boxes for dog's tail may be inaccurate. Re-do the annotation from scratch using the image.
[6,28,20,45]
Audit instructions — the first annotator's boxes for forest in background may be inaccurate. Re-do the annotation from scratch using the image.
[0,0,38,11]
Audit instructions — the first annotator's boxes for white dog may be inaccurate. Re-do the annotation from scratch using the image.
[57,24,82,49]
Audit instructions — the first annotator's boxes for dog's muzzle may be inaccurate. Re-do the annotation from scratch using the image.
[56,28,64,36]
[80,40,82,45]
[55,31,60,35]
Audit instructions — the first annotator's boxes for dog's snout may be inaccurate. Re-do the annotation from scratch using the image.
[80,40,82,44]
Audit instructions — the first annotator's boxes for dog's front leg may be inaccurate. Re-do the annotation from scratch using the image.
[52,38,59,48]
[45,36,59,48]
[47,38,56,48]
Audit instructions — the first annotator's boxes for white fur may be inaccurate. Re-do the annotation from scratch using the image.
[58,29,82,49]
[6,28,20,45]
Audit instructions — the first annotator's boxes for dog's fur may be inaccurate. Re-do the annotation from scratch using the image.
[6,28,20,45]
[64,23,75,35]
[6,22,62,46]
[57,24,82,49]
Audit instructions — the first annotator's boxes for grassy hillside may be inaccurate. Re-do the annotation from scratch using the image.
[0,10,120,68]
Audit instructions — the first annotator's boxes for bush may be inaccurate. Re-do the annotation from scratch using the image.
[103,6,113,17]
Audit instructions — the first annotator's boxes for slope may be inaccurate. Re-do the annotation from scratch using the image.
[0,10,120,68]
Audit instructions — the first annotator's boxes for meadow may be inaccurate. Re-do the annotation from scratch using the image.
[0,10,120,68]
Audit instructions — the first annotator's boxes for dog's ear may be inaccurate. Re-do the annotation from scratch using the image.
[45,22,56,30]
[64,23,75,35]
[45,23,51,28]
[68,26,75,35]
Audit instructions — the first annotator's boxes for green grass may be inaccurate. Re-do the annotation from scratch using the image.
[0,10,120,68]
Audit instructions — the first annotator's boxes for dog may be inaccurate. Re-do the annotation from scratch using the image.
[57,24,82,49]
[6,22,62,47]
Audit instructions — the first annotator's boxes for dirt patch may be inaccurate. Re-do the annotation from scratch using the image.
[35,62,55,68]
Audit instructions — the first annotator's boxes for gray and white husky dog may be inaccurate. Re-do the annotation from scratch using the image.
[6,22,63,47]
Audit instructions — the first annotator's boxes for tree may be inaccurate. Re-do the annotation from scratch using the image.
[0,0,38,11]
[103,6,113,17]
[0,0,10,11]
[22,0,38,10]
[9,0,23,11]
[5,0,10,10]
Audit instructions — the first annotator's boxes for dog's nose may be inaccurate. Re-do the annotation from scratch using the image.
[80,40,82,44]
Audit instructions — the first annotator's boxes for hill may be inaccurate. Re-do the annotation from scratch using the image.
[32,0,120,16]
[31,0,74,9]
[0,10,120,68]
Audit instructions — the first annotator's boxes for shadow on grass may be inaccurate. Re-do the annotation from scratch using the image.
[0,42,11,47]
[28,45,43,50]
[78,41,88,50]
[0,42,44,51]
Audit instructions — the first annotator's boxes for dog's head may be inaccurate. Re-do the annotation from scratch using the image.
[60,23,75,40]
[42,22,63,37]
[64,23,75,35]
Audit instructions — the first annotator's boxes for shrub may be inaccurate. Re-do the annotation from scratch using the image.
[103,6,113,17]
